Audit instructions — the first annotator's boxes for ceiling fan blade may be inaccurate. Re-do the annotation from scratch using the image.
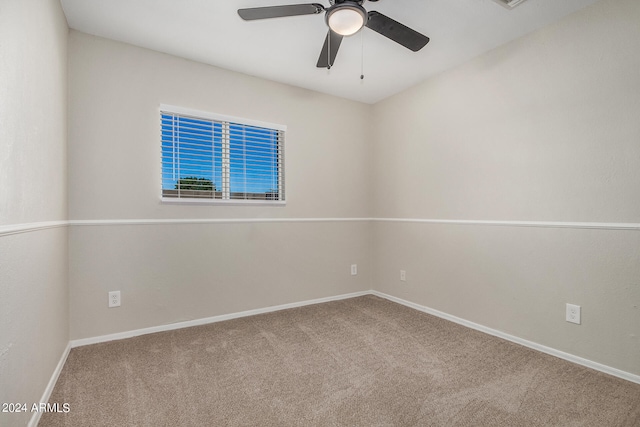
[316,30,343,68]
[238,4,324,21]
[365,11,430,52]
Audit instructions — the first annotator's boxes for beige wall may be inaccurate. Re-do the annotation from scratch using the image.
[68,31,371,220]
[0,0,69,425]
[0,0,68,225]
[67,31,372,340]
[371,0,640,375]
[69,222,371,339]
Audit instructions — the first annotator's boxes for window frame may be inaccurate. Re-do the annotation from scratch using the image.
[159,104,286,206]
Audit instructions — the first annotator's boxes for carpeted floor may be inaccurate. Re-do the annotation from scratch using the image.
[40,295,640,426]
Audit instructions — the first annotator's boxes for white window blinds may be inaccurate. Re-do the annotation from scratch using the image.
[161,107,285,202]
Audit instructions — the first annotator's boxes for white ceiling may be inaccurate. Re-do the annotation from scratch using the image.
[60,0,600,104]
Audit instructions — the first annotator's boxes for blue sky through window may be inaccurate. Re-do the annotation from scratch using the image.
[161,113,281,198]
[228,124,279,195]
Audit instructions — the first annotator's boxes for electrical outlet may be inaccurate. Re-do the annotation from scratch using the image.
[351,264,358,276]
[109,291,121,308]
[566,303,581,324]
[400,270,406,282]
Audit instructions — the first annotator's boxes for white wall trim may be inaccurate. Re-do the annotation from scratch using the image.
[68,218,372,226]
[65,218,640,230]
[373,218,640,231]
[0,221,68,237]
[2,218,636,232]
[70,291,370,348]
[0,218,371,237]
[28,342,71,427]
[371,290,640,385]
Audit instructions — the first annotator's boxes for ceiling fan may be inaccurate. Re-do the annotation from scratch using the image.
[238,0,430,69]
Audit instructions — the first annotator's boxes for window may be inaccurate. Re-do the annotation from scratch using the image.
[161,105,285,203]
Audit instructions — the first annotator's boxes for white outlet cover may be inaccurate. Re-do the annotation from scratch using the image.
[109,291,121,308]
[566,303,581,324]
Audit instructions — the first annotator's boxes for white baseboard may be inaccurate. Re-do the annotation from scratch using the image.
[370,290,640,385]
[28,342,71,427]
[67,289,639,386]
[70,291,371,348]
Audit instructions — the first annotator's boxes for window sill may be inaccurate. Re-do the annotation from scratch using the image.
[160,197,286,207]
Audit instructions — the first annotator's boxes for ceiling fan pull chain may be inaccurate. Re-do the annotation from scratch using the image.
[360,28,365,81]
[328,31,332,70]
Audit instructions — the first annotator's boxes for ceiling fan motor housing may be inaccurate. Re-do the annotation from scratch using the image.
[325,1,368,36]
[329,0,365,5]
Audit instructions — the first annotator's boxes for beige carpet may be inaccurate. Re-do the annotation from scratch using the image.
[40,295,640,426]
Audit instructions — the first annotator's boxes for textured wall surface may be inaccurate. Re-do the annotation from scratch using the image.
[67,32,372,340]
[67,31,372,221]
[0,0,69,425]
[0,2,68,225]
[371,0,640,375]
[69,222,371,339]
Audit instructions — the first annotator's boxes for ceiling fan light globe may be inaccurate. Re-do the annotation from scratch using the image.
[327,6,366,36]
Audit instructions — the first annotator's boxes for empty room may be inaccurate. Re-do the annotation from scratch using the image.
[1,0,639,425]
